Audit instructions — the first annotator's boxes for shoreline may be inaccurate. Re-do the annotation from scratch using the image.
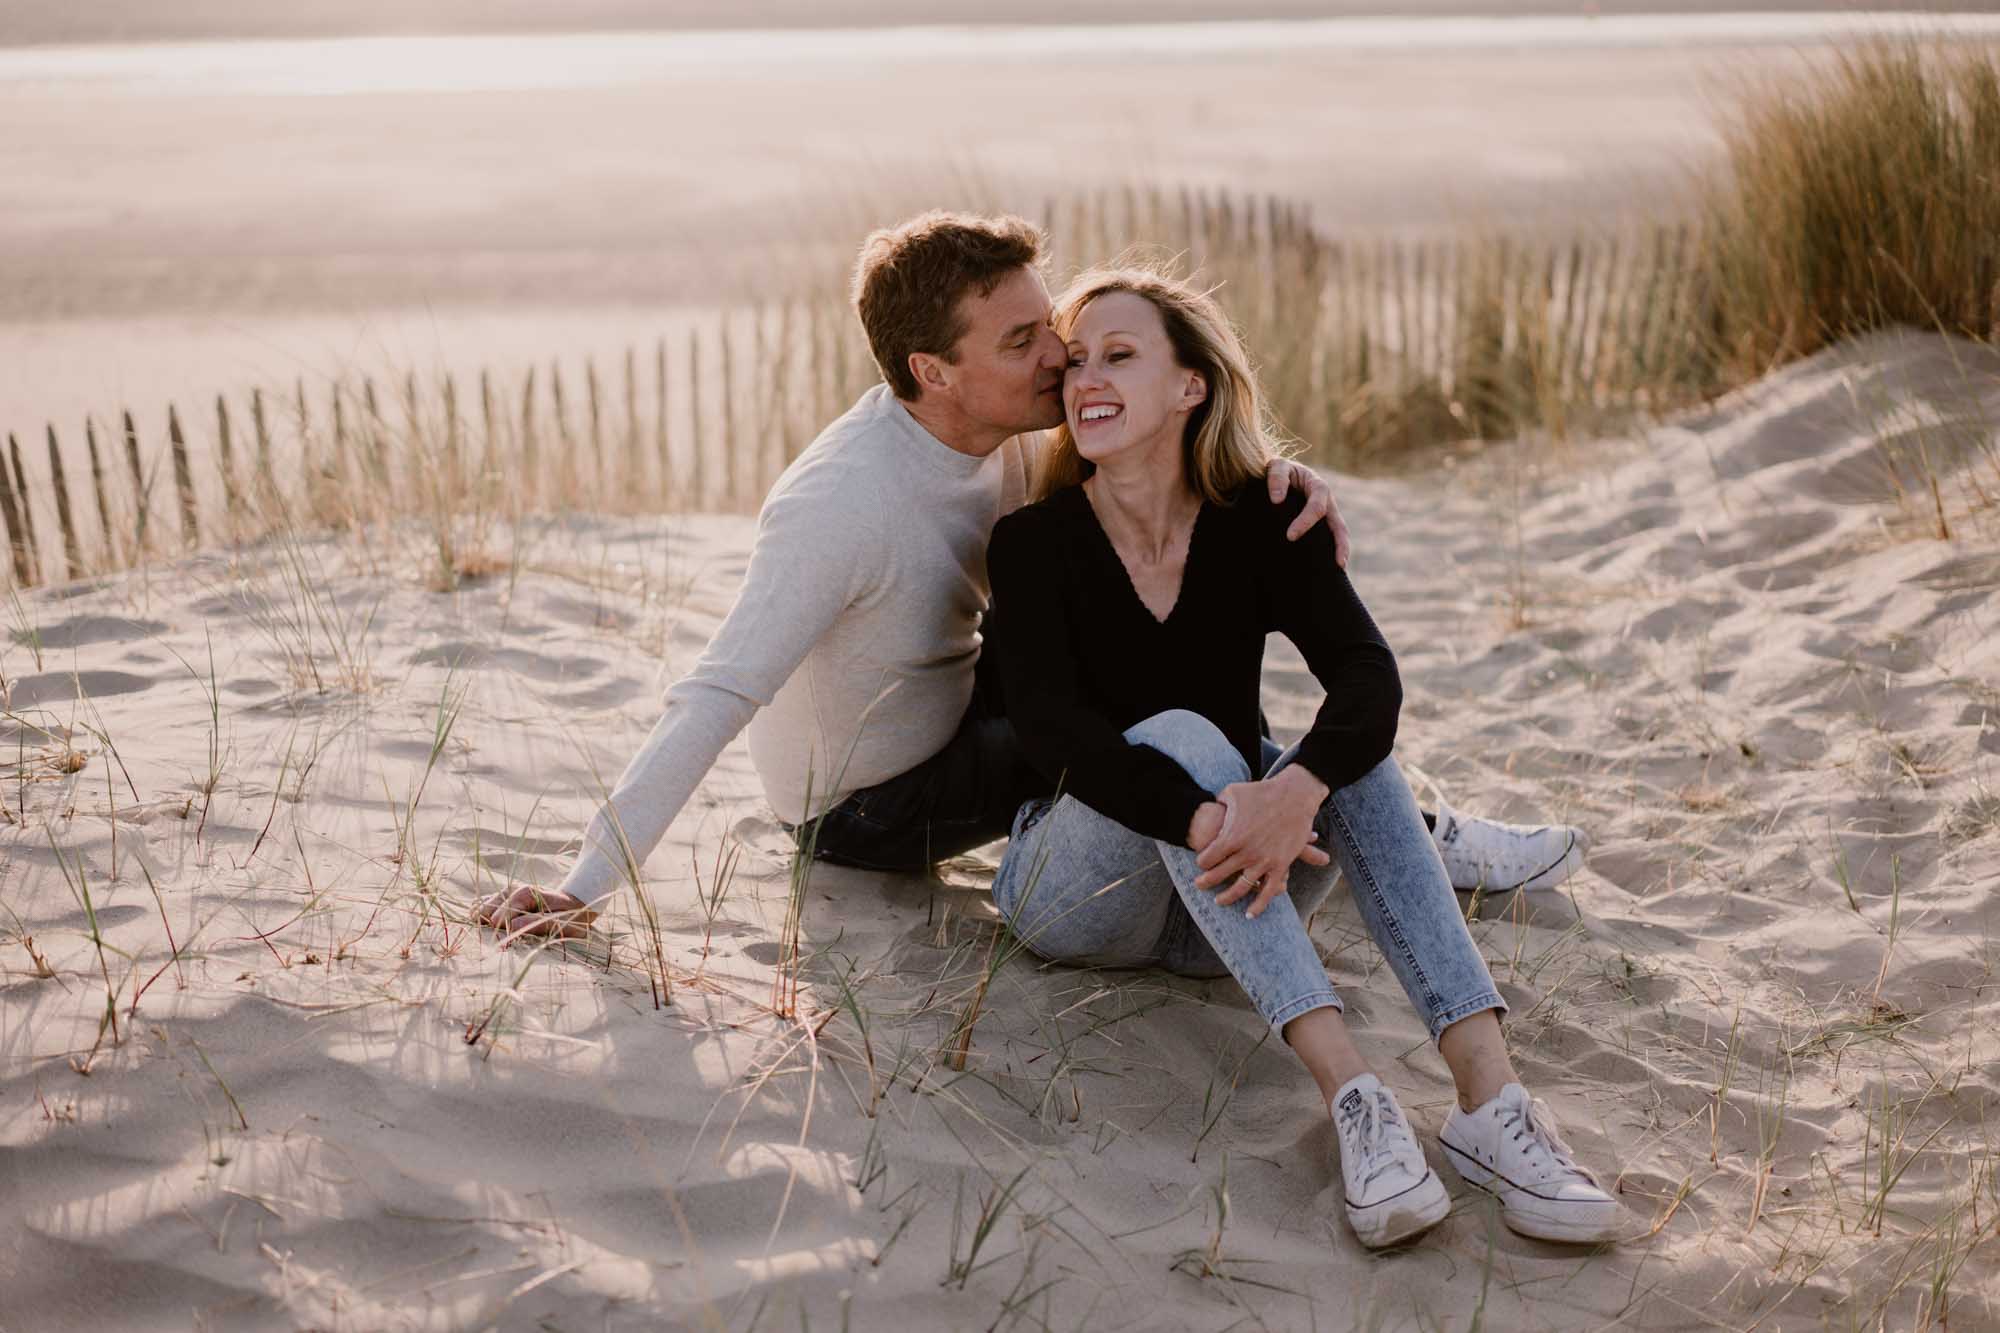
[4,1,1994,48]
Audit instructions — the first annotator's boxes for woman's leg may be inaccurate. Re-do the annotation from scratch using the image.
[1296,750,1624,1242]
[1119,712,1347,1033]
[1005,711,1446,1247]
[990,794,1178,969]
[1309,752,1522,1105]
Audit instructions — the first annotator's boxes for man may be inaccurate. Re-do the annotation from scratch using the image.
[479,212,1581,939]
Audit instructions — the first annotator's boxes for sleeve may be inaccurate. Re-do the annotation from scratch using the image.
[557,475,882,906]
[1263,490,1403,793]
[987,510,1215,846]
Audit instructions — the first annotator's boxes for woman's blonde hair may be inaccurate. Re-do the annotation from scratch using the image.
[1031,265,1284,504]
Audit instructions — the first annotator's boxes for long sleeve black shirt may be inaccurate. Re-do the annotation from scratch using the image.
[984,479,1402,847]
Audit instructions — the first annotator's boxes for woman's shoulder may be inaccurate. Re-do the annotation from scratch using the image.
[994,484,1088,540]
[990,484,1087,567]
[1215,472,1309,529]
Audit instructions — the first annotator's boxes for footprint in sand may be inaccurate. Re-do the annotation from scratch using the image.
[408,641,604,682]
[13,615,167,649]
[5,670,153,709]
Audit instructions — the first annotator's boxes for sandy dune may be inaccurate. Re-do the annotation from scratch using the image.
[2,326,1995,1329]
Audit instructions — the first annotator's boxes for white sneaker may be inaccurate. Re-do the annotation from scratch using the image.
[1330,1073,1452,1248]
[1439,1084,1624,1243]
[1432,803,1585,893]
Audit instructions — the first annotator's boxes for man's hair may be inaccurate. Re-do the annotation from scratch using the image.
[851,211,1045,401]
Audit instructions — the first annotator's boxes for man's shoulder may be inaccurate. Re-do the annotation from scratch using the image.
[763,392,901,513]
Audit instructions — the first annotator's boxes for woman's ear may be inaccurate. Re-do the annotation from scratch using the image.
[1180,369,1209,412]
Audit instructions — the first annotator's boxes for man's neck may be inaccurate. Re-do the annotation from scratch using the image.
[901,394,1010,459]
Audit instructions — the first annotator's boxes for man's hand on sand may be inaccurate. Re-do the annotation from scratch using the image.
[1265,457,1350,566]
[474,883,598,944]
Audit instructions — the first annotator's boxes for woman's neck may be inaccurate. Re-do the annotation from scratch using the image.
[1084,444,1200,563]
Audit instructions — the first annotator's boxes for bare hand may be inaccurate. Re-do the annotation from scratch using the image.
[474,883,598,944]
[1193,767,1331,918]
[1188,800,1228,853]
[1266,457,1350,568]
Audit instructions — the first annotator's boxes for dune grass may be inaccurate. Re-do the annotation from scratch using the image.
[1696,38,2000,387]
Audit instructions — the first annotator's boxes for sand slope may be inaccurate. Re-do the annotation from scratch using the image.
[2,329,1997,1330]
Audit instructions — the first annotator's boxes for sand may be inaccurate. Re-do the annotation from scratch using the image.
[2,325,1996,1330]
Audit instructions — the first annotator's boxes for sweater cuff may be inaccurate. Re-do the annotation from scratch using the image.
[1293,735,1371,798]
[1156,785,1212,849]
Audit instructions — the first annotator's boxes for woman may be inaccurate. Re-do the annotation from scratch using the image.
[984,267,1621,1250]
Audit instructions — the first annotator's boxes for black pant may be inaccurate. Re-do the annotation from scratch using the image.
[794,702,1048,873]
[795,702,1436,873]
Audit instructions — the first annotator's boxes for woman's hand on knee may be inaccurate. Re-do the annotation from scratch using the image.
[1193,768,1331,918]
[1187,801,1228,854]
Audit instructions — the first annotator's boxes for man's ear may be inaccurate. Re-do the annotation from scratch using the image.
[908,351,953,398]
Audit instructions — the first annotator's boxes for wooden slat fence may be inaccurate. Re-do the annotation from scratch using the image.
[11,184,1984,592]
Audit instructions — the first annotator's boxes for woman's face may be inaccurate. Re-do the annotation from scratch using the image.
[1062,290,1206,469]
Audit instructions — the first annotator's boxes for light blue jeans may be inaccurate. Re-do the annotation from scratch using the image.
[990,709,1505,1038]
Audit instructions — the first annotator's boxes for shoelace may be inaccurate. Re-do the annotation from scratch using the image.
[1338,1090,1414,1193]
[1505,1097,1599,1187]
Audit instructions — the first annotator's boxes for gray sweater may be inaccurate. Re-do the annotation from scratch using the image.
[558,384,1029,907]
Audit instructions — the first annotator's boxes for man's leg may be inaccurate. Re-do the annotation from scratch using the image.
[798,704,1047,873]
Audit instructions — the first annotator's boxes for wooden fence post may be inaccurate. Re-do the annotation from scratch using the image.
[251,388,273,509]
[586,357,604,502]
[0,434,34,585]
[550,360,573,504]
[1404,236,1426,387]
[520,365,539,507]
[479,368,496,500]
[777,300,800,472]
[400,371,422,505]
[623,344,640,489]
[123,409,147,559]
[1639,224,1688,397]
[689,327,705,510]
[443,372,462,502]
[720,313,738,509]
[330,383,351,518]
[45,425,81,577]
[85,419,116,568]
[655,337,670,505]
[363,378,386,488]
[1556,239,1585,401]
[294,379,313,510]
[215,394,242,523]
[168,404,200,549]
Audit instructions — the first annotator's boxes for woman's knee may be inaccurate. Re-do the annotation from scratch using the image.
[1123,709,1250,790]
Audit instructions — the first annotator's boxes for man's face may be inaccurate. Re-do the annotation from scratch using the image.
[938,266,1068,436]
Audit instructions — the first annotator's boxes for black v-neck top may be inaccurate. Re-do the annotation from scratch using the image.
[984,479,1401,846]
